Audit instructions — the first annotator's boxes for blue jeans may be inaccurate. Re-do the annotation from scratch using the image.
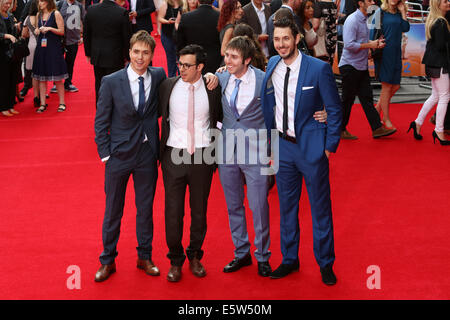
[161,32,178,77]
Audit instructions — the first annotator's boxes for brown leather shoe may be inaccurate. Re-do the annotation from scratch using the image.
[167,265,182,282]
[94,263,116,282]
[137,258,160,276]
[372,126,397,138]
[340,130,358,140]
[189,258,206,278]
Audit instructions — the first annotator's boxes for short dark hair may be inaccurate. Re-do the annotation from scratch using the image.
[198,0,213,4]
[178,44,207,66]
[273,17,300,38]
[354,0,364,8]
[226,36,256,65]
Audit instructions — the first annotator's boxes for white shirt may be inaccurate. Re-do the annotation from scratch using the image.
[130,0,137,24]
[166,77,211,149]
[251,0,269,57]
[224,67,256,116]
[272,50,302,138]
[127,65,151,111]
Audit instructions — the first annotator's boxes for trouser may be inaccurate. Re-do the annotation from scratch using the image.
[94,65,122,104]
[0,60,18,111]
[64,43,79,87]
[339,65,382,132]
[415,70,449,133]
[161,146,214,266]
[160,32,179,77]
[218,162,271,262]
[99,142,158,265]
[276,137,335,268]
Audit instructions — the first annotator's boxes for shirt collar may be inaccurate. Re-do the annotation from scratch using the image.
[230,66,253,86]
[282,50,302,74]
[280,4,293,12]
[251,1,265,13]
[127,65,150,82]
[180,75,204,90]
[357,8,368,22]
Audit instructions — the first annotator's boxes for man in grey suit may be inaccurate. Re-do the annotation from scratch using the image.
[215,35,329,277]
[216,36,272,277]
[94,31,167,282]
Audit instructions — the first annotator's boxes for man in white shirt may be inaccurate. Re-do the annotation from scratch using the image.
[158,44,223,282]
[94,31,167,282]
[239,0,271,57]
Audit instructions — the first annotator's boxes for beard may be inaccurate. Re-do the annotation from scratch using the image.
[277,46,296,60]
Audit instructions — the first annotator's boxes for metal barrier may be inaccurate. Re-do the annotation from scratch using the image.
[405,1,429,23]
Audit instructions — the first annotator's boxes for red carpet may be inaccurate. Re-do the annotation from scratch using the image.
[1,27,449,300]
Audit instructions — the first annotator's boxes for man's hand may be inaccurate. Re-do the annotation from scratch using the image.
[258,34,269,42]
[325,150,330,158]
[216,65,227,73]
[204,73,219,91]
[313,109,327,123]
[86,56,91,63]
[129,11,137,20]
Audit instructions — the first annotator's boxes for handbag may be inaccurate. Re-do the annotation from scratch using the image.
[313,18,328,58]
[370,9,384,61]
[11,38,30,62]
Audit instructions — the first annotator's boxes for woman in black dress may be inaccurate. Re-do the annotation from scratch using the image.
[0,0,20,117]
[32,0,68,113]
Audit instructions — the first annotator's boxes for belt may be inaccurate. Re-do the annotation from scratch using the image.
[279,131,297,144]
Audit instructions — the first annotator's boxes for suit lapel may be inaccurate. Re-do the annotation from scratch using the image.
[162,76,181,121]
[294,53,309,119]
[120,67,137,114]
[144,67,157,115]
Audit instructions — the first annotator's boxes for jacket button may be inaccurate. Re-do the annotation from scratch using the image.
[236,119,240,122]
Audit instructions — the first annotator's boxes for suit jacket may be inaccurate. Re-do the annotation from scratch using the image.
[158,76,223,158]
[261,54,342,164]
[84,0,131,68]
[176,5,221,74]
[95,66,167,161]
[216,66,267,164]
[133,0,156,33]
[238,2,271,35]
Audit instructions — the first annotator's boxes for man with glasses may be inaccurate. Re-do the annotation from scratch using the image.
[158,44,222,282]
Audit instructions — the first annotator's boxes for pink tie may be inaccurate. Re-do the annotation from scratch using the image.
[187,84,195,155]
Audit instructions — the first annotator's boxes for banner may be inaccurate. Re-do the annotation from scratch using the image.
[333,23,426,77]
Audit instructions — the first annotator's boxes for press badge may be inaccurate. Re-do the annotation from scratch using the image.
[41,38,47,47]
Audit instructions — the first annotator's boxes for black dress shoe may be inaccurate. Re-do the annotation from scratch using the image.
[270,261,299,279]
[320,265,337,285]
[223,253,252,273]
[257,261,272,277]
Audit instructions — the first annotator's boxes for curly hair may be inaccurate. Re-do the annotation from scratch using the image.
[217,0,240,31]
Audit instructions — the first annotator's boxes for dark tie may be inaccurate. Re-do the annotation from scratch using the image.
[229,79,242,118]
[283,67,291,135]
[138,76,145,116]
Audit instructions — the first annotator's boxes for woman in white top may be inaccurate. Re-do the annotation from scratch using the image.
[297,0,318,54]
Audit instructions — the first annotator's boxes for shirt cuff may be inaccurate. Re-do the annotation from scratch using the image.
[101,156,110,162]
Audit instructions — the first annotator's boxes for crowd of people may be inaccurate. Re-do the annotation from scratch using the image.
[0,0,448,286]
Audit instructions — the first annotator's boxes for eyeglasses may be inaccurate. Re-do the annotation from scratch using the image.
[177,62,197,70]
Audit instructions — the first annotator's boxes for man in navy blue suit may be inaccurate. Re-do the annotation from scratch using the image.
[94,30,166,282]
[261,18,342,285]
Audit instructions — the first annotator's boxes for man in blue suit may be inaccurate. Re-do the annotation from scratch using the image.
[261,18,342,285]
[215,36,272,277]
[94,30,166,282]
